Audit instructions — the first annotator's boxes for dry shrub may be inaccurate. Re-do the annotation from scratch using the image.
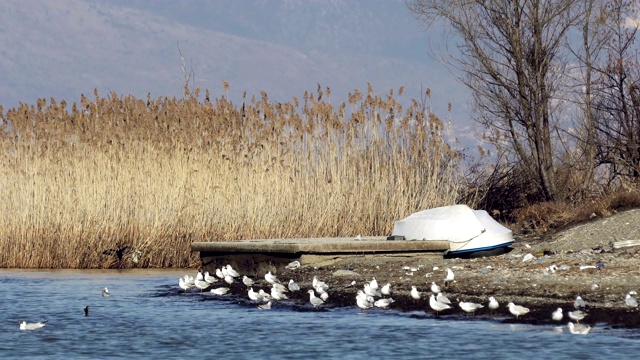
[0,86,462,268]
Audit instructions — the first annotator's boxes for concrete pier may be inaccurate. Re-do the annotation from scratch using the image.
[191,236,449,277]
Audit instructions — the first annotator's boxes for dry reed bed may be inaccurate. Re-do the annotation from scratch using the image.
[0,86,463,268]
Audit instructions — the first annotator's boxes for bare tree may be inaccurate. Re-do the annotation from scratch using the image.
[408,0,581,200]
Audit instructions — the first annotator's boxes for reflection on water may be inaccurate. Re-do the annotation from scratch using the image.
[1,270,639,359]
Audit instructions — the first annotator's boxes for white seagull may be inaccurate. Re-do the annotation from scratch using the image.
[364,283,381,297]
[285,261,301,270]
[258,289,273,302]
[429,294,452,315]
[430,282,441,294]
[102,287,110,297]
[369,277,379,291]
[308,290,325,307]
[248,287,261,302]
[271,287,288,300]
[444,268,455,286]
[507,302,530,319]
[194,277,210,292]
[204,271,218,284]
[242,276,254,287]
[215,268,224,279]
[459,301,484,316]
[288,279,300,292]
[552,308,563,321]
[436,292,452,305]
[568,310,586,323]
[178,277,193,291]
[265,271,279,284]
[356,295,374,311]
[258,301,272,310]
[223,275,234,285]
[374,298,395,309]
[19,321,48,331]
[488,297,499,313]
[381,283,391,295]
[225,265,240,278]
[568,322,591,335]
[625,292,638,308]
[410,286,421,300]
[574,296,586,309]
[210,287,230,295]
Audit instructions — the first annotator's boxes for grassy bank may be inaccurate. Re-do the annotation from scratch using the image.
[0,87,463,268]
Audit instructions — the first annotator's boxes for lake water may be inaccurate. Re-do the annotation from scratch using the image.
[1,270,639,360]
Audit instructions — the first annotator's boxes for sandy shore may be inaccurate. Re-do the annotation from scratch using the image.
[222,209,640,327]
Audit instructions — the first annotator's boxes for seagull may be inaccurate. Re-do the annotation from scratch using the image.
[225,265,240,278]
[308,290,325,307]
[179,277,193,291]
[374,298,395,309]
[320,292,329,301]
[444,268,455,287]
[285,261,301,270]
[436,292,452,305]
[248,287,261,302]
[574,296,587,309]
[625,292,638,308]
[381,283,391,295]
[258,301,272,310]
[568,321,591,334]
[356,295,374,311]
[488,297,499,313]
[552,308,563,321]
[224,275,234,285]
[459,301,484,316]
[242,276,254,287]
[272,283,288,293]
[196,270,204,281]
[194,277,210,292]
[258,289,272,302]
[288,279,300,292]
[369,277,379,291]
[430,282,441,294]
[102,287,110,298]
[507,302,530,319]
[19,321,48,330]
[215,268,224,279]
[568,310,586,323]
[204,271,218,284]
[271,287,288,300]
[312,276,328,292]
[364,283,381,297]
[84,306,90,316]
[429,294,452,315]
[265,271,279,284]
[210,287,230,295]
[410,286,421,300]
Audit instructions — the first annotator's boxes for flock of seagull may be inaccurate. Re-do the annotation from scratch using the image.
[176,261,640,336]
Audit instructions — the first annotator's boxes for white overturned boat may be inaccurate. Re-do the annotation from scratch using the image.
[391,205,513,256]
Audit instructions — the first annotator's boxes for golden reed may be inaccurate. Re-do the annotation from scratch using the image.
[0,85,463,268]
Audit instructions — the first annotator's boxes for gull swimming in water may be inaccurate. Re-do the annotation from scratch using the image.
[84,306,90,316]
[429,294,452,315]
[625,292,638,308]
[258,301,272,310]
[288,279,300,292]
[374,298,395,309]
[568,322,591,335]
[381,283,391,295]
[459,301,484,316]
[488,297,499,313]
[552,308,563,321]
[410,286,421,300]
[19,321,48,330]
[102,287,110,297]
[285,261,301,270]
[444,268,455,287]
[507,302,530,319]
[574,296,586,309]
[225,265,240,278]
[242,276,254,287]
[430,282,441,294]
[265,271,280,284]
[308,290,325,307]
[568,310,586,323]
[210,287,230,295]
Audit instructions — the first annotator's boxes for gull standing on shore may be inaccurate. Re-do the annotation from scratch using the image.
[265,271,279,284]
[574,296,587,309]
[488,297,499,313]
[568,310,586,323]
[507,302,530,319]
[552,308,563,321]
[374,298,395,309]
[436,292,452,305]
[242,276,254,287]
[288,279,300,292]
[431,282,442,294]
[285,261,301,270]
[444,268,455,287]
[410,286,421,300]
[381,283,391,296]
[429,294,451,315]
[625,291,638,308]
[248,287,261,302]
[459,301,483,316]
[204,271,218,284]
[225,265,240,278]
[308,290,325,307]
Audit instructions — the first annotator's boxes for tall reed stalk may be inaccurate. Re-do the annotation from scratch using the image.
[0,86,464,268]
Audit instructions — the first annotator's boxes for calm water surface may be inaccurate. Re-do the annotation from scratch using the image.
[1,270,639,359]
